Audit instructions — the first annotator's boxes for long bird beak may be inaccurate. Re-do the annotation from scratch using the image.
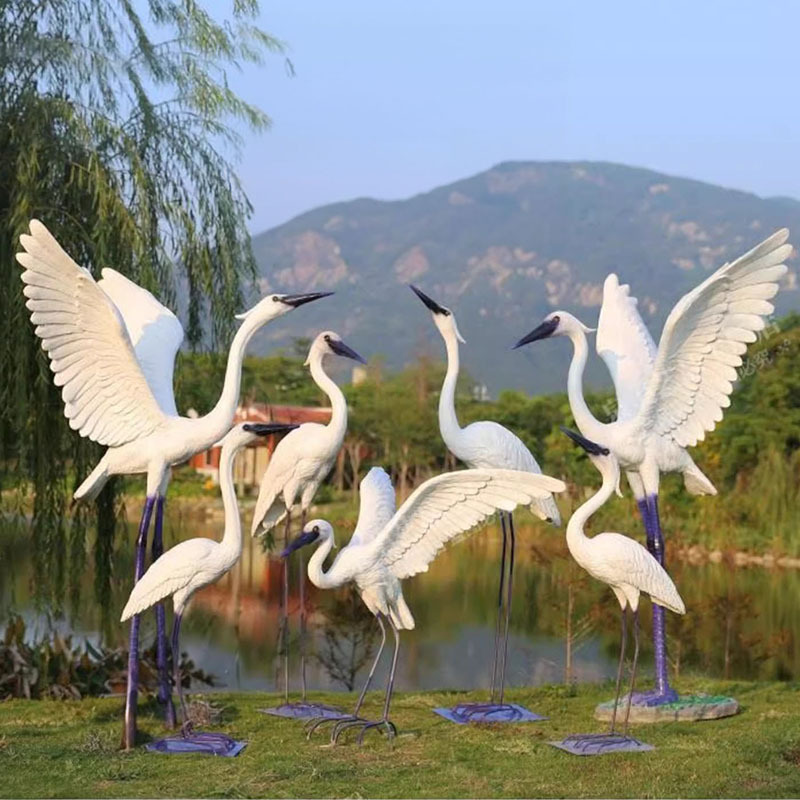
[243,422,299,437]
[409,284,450,316]
[281,528,320,558]
[279,291,334,307]
[513,317,559,348]
[560,426,610,456]
[329,338,367,364]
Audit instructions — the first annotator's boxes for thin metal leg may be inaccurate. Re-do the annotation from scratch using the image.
[122,496,155,751]
[172,613,189,736]
[153,496,176,729]
[382,617,400,721]
[280,511,291,703]
[498,511,516,704]
[623,609,640,737]
[299,509,307,701]
[490,514,509,702]
[609,607,628,734]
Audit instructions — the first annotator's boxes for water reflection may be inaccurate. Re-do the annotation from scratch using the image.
[2,509,798,693]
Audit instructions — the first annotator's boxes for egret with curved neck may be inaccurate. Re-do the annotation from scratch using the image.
[121,422,298,754]
[252,331,366,718]
[16,218,332,746]
[410,284,560,721]
[515,228,790,704]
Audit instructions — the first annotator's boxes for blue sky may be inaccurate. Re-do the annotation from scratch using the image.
[228,1,798,233]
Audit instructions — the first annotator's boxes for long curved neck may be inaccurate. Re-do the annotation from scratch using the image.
[202,314,263,437]
[566,328,605,440]
[566,461,617,557]
[217,440,243,560]
[310,352,347,441]
[306,537,338,590]
[438,329,462,444]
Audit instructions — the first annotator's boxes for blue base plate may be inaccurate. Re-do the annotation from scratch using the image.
[258,702,348,720]
[146,732,247,757]
[549,735,654,756]
[434,702,547,724]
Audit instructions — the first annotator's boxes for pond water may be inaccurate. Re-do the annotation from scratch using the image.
[2,507,799,695]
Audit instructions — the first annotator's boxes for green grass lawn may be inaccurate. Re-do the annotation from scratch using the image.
[1,680,799,798]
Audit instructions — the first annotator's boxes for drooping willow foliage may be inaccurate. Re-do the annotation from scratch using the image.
[0,0,286,612]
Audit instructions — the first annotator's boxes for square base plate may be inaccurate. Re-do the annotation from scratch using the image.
[145,733,247,757]
[258,702,348,720]
[549,735,654,756]
[433,703,547,724]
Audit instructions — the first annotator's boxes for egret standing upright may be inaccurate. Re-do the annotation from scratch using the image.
[121,421,298,755]
[515,229,790,705]
[252,331,366,718]
[16,219,332,747]
[410,284,560,722]
[551,427,685,756]
[287,466,566,745]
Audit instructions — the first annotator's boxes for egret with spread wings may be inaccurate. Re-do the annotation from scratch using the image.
[514,229,790,704]
[16,219,331,747]
[284,465,566,745]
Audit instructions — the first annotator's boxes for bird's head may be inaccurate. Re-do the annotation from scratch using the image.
[235,291,333,324]
[220,421,299,453]
[281,519,335,557]
[305,331,367,366]
[513,311,593,348]
[560,426,622,497]
[409,285,466,343]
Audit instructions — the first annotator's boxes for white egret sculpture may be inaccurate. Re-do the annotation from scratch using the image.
[286,465,566,745]
[121,421,298,755]
[552,427,685,755]
[514,229,790,704]
[251,331,366,718]
[410,285,560,721]
[15,219,331,747]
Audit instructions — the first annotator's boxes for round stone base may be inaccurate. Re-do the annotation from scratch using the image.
[594,694,739,723]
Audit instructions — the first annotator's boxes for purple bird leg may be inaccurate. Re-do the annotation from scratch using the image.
[632,495,678,706]
[122,495,155,750]
[152,496,177,728]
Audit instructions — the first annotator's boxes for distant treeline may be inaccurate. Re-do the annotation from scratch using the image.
[176,315,800,555]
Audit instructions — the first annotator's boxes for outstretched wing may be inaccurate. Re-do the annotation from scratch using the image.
[98,268,183,417]
[16,220,168,447]
[637,229,791,447]
[348,467,396,547]
[370,469,566,580]
[596,273,658,421]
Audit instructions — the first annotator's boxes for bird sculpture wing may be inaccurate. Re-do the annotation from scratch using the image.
[97,268,184,417]
[348,467,397,547]
[120,538,217,620]
[16,220,168,447]
[637,229,791,447]
[596,273,658,421]
[371,469,566,580]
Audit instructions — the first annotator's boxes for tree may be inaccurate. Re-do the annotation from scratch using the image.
[0,0,287,610]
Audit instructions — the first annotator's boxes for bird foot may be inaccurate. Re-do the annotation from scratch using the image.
[305,714,348,740]
[180,720,195,738]
[626,688,679,707]
[330,716,397,746]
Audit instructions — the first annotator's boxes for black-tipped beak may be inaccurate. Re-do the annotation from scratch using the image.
[560,426,610,456]
[280,528,320,558]
[279,291,334,308]
[243,422,299,437]
[409,284,450,316]
[513,317,559,349]
[329,338,367,364]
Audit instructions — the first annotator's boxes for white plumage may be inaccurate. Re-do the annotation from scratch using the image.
[515,228,791,500]
[289,465,565,742]
[16,220,330,500]
[251,331,365,538]
[290,466,565,633]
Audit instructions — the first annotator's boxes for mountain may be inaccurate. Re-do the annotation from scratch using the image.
[249,161,800,395]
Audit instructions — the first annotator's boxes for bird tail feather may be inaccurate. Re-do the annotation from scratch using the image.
[682,461,716,496]
[74,459,109,502]
[390,595,415,630]
[530,494,561,526]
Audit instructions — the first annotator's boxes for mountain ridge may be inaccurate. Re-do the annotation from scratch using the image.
[249,160,800,394]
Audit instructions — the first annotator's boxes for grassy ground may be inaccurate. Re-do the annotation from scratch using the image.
[1,680,799,798]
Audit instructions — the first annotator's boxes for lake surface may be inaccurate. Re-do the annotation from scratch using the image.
[2,507,799,694]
